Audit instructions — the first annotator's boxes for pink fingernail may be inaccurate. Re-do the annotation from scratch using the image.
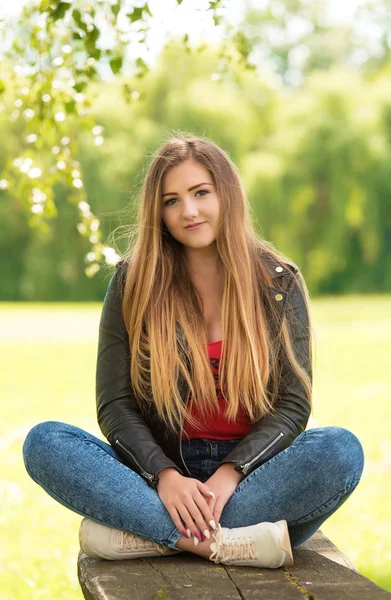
[194,531,201,540]
[181,530,188,538]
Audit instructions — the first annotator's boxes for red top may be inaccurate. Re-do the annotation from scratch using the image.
[181,340,253,440]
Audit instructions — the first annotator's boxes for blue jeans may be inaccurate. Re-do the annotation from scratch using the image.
[22,422,364,551]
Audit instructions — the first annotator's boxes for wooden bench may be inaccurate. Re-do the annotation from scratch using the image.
[78,529,391,599]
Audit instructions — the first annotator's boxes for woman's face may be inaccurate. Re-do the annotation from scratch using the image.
[161,159,220,250]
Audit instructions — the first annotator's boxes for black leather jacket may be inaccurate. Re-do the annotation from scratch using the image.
[96,254,312,491]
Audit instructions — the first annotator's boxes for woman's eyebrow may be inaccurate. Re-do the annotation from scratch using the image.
[162,182,213,198]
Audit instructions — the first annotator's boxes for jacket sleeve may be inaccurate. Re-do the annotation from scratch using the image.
[96,263,184,490]
[219,270,312,477]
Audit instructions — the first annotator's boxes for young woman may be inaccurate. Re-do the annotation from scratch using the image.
[22,135,364,569]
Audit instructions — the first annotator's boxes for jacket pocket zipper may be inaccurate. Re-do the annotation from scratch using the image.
[239,432,285,475]
[114,438,158,486]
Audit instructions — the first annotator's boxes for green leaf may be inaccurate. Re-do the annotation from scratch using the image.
[86,65,97,78]
[72,9,87,32]
[135,57,149,78]
[109,56,123,74]
[88,46,101,60]
[89,24,100,42]
[50,2,71,21]
[74,80,87,92]
[85,26,100,57]
[64,99,76,114]
[111,3,120,18]
[127,7,144,23]
[144,4,153,17]
[38,0,52,11]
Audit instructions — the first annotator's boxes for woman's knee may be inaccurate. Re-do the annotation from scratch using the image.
[22,420,69,477]
[316,426,365,483]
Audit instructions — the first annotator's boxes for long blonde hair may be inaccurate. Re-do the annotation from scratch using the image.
[117,133,313,437]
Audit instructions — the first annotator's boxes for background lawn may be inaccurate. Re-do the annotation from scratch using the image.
[1,296,390,598]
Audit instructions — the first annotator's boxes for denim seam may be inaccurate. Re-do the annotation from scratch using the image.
[289,478,361,525]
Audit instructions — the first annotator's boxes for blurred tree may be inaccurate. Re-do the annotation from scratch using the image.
[241,0,391,86]
[242,64,391,293]
[0,0,256,277]
[0,0,390,290]
[0,39,274,300]
[1,38,390,300]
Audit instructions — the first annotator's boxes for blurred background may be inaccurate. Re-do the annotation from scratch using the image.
[0,0,390,598]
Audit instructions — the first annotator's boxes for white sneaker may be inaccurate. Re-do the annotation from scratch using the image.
[79,518,183,560]
[209,519,294,568]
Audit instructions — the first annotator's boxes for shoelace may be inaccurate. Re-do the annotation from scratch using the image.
[209,523,256,564]
[117,531,166,554]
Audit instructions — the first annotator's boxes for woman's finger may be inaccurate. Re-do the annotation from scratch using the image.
[208,491,216,516]
[199,481,215,499]
[177,502,202,540]
[185,495,210,538]
[192,490,217,535]
[168,505,191,539]
[208,497,216,519]
[196,482,217,527]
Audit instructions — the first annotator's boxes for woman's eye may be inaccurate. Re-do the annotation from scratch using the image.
[164,189,209,206]
[164,197,177,206]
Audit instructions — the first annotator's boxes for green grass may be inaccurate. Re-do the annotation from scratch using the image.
[0,296,390,598]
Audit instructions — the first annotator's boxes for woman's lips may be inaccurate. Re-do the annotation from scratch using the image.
[185,222,206,230]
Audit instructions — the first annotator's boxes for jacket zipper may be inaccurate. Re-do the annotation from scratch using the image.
[239,432,285,475]
[114,438,158,486]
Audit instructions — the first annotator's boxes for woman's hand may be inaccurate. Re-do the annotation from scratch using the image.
[157,468,216,540]
[204,463,244,525]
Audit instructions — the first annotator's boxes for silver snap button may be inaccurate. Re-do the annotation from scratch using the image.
[275,266,284,273]
[275,293,283,302]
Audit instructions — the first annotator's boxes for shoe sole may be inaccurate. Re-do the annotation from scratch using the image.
[275,520,294,566]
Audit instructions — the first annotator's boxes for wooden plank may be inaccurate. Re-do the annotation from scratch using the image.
[285,548,391,600]
[299,530,359,572]
[77,530,391,600]
[145,553,303,600]
[78,550,303,600]
[220,564,304,600]
[78,551,243,600]
[78,554,173,600]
